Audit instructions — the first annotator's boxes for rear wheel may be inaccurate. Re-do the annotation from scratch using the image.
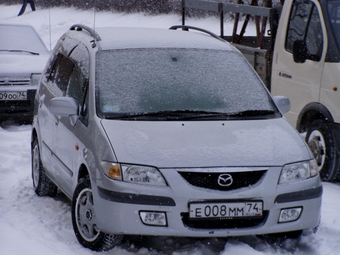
[31,138,57,196]
[71,176,123,251]
[305,120,340,181]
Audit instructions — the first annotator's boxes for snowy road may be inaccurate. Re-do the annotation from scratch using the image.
[1,125,340,255]
[1,4,340,254]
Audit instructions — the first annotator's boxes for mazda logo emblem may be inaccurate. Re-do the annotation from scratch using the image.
[217,174,233,187]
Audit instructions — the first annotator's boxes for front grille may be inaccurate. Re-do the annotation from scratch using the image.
[181,211,268,229]
[0,78,30,86]
[178,170,267,191]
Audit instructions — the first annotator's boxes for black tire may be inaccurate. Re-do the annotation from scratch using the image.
[71,176,123,251]
[305,120,340,181]
[31,138,58,196]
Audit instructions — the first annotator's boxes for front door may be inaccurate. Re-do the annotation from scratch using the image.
[271,0,327,127]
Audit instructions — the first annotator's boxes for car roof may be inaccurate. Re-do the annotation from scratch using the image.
[69,26,236,52]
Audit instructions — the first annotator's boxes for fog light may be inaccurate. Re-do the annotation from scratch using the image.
[279,207,302,223]
[139,211,167,226]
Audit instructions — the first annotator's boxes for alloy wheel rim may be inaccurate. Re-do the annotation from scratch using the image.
[75,188,100,242]
[308,130,326,171]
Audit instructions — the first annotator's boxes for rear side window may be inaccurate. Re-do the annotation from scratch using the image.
[285,0,323,61]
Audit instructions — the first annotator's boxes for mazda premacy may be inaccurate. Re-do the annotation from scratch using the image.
[31,24,322,251]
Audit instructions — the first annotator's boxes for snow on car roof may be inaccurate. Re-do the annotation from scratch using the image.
[93,27,235,51]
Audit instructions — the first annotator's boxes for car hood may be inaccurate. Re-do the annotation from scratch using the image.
[0,53,49,74]
[101,118,311,168]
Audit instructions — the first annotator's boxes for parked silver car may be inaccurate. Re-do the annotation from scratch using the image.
[31,24,322,251]
[0,23,49,123]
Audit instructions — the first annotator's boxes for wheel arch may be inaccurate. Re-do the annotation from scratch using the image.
[296,102,334,133]
[78,164,90,183]
[31,128,38,146]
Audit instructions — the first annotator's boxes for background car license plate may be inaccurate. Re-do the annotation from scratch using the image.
[189,201,263,218]
[0,91,27,101]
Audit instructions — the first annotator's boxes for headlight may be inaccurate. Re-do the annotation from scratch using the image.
[279,159,319,184]
[122,164,167,186]
[101,161,167,187]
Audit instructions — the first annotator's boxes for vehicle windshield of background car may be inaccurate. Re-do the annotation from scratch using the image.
[0,24,48,54]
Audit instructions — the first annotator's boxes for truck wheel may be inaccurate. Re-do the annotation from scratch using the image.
[305,120,339,181]
[31,138,58,196]
[71,176,123,251]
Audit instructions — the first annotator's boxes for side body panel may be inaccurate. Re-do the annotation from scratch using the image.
[320,63,340,123]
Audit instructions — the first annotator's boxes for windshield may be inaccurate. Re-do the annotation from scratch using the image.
[95,48,276,120]
[0,24,48,54]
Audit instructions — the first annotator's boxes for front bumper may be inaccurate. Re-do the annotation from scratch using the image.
[92,167,322,237]
[0,89,36,122]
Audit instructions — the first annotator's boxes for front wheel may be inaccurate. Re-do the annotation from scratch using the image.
[71,176,123,251]
[305,120,340,181]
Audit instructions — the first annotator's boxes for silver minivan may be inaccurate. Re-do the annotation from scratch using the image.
[31,24,322,251]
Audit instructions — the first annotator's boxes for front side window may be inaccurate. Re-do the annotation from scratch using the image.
[286,0,323,61]
[47,53,75,96]
[67,44,89,119]
[95,48,277,120]
[46,49,89,120]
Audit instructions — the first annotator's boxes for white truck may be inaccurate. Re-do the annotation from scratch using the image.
[182,0,340,182]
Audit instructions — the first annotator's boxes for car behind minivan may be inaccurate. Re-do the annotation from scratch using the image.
[31,24,322,251]
[0,23,49,123]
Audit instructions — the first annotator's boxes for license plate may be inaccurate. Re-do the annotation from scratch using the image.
[0,91,27,101]
[189,201,263,219]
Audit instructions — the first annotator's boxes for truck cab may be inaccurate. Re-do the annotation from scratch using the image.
[181,0,340,182]
[271,0,340,181]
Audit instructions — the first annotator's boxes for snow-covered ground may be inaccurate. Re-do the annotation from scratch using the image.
[1,4,340,255]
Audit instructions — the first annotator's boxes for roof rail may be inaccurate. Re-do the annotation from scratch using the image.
[169,25,223,41]
[70,24,101,41]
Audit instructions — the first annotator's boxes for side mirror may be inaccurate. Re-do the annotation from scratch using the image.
[273,96,291,114]
[48,97,79,126]
[293,40,307,63]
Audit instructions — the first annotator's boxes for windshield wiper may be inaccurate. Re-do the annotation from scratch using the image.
[105,109,277,120]
[105,110,228,120]
[228,110,277,117]
[0,49,39,55]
